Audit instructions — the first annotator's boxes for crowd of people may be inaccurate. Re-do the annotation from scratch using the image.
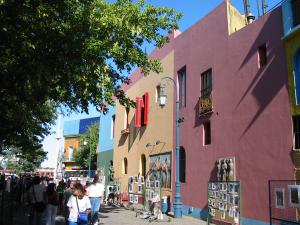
[0,173,105,225]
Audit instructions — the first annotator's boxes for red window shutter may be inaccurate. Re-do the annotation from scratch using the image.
[143,92,149,125]
[135,97,142,128]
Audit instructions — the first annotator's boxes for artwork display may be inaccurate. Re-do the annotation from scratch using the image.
[288,185,300,207]
[216,157,235,182]
[149,153,171,188]
[208,181,241,224]
[128,176,145,206]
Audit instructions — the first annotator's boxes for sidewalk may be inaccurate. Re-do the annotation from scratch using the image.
[99,206,209,225]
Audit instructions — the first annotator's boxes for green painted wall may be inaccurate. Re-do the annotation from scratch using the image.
[285,29,300,115]
[97,149,114,185]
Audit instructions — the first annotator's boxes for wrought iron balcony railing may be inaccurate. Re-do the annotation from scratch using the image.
[199,88,213,115]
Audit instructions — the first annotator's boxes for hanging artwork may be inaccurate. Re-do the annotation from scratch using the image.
[275,188,285,209]
[216,157,235,182]
[288,185,300,207]
[149,153,171,188]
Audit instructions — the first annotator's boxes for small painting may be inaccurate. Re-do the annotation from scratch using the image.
[288,185,300,207]
[275,188,285,209]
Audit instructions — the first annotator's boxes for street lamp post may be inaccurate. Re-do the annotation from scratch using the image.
[158,76,182,218]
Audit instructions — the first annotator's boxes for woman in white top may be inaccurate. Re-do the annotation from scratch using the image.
[86,175,104,225]
[67,183,91,225]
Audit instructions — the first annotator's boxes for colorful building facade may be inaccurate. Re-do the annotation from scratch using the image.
[172,1,293,224]
[113,32,178,200]
[97,105,115,185]
[282,0,300,180]
[63,117,100,175]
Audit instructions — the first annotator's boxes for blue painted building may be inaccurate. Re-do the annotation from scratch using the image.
[97,105,116,185]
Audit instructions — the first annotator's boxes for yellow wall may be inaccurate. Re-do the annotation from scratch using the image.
[227,2,246,35]
[113,50,175,198]
[64,137,80,170]
[285,29,300,115]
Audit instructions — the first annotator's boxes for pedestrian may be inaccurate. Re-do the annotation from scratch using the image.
[67,182,91,225]
[29,176,47,225]
[45,183,59,225]
[5,176,11,193]
[86,175,104,225]
[56,181,64,210]
[63,180,74,224]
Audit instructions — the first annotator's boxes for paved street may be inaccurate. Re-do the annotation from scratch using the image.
[98,206,209,225]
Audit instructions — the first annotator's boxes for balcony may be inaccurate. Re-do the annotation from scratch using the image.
[199,89,213,115]
[121,128,130,135]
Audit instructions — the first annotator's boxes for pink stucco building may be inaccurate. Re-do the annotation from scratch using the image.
[172,1,294,224]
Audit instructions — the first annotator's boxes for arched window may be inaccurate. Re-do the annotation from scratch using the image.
[179,147,186,183]
[293,48,300,105]
[123,158,128,174]
[141,154,146,177]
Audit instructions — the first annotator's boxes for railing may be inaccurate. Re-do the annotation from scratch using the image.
[199,88,213,115]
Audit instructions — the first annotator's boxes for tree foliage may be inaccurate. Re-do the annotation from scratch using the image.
[2,147,47,173]
[0,0,181,151]
[73,123,99,170]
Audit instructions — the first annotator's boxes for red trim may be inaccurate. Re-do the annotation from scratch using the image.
[135,97,142,128]
[143,92,149,125]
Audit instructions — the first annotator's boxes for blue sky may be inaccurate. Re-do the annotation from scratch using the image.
[42,0,282,168]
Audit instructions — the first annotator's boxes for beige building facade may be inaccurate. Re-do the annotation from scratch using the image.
[113,33,178,199]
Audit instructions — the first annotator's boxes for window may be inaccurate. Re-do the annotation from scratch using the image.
[155,85,161,103]
[204,121,211,145]
[111,115,115,139]
[258,44,267,68]
[293,115,300,149]
[124,108,129,129]
[179,147,186,183]
[123,158,128,174]
[200,69,212,114]
[178,67,186,108]
[140,154,146,177]
[293,48,300,105]
[135,92,149,127]
[292,0,300,27]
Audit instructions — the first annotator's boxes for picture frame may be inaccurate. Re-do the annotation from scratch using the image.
[229,183,234,193]
[229,195,234,204]
[228,207,233,218]
[129,194,133,203]
[275,188,285,209]
[134,195,139,204]
[208,207,215,216]
[221,211,226,219]
[138,184,142,194]
[146,180,150,188]
[155,180,160,188]
[234,196,239,206]
[129,183,133,193]
[223,193,227,201]
[212,183,217,190]
[129,176,134,184]
[288,185,300,207]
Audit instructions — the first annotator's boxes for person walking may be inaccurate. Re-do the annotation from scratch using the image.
[63,181,74,224]
[67,183,91,225]
[45,183,59,225]
[29,176,46,225]
[86,175,104,225]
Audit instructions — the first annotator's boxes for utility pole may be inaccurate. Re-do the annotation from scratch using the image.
[262,0,267,15]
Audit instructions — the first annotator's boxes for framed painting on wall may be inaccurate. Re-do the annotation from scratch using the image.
[275,188,285,209]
